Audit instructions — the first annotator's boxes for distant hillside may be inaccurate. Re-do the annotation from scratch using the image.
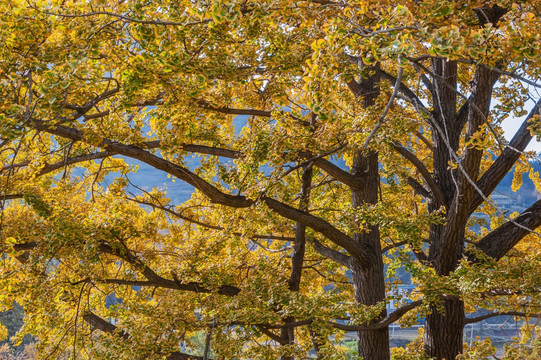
[490,158,541,212]
[126,156,541,212]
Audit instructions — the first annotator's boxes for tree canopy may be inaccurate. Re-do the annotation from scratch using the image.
[1,1,541,359]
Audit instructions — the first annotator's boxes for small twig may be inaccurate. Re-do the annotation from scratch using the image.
[203,318,215,360]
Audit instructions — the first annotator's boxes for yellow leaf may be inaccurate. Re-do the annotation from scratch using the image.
[0,324,7,341]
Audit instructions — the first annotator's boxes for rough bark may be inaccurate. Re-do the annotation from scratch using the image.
[263,196,373,264]
[425,63,496,360]
[435,65,494,276]
[429,59,459,210]
[427,58,459,285]
[424,58,461,359]
[345,67,390,360]
[351,257,389,360]
[350,151,389,360]
[424,297,465,360]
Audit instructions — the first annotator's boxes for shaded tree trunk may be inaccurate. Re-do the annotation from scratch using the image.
[424,62,496,359]
[346,68,389,360]
[424,298,465,360]
[424,58,466,359]
[351,256,389,360]
[351,151,389,360]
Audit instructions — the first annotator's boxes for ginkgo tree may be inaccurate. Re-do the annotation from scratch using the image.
[1,0,541,359]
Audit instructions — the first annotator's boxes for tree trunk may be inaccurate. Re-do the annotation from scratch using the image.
[424,58,465,359]
[351,257,389,360]
[424,297,465,360]
[351,151,389,360]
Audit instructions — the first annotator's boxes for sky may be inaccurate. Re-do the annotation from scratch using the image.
[502,100,541,154]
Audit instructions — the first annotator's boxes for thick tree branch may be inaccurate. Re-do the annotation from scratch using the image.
[465,311,541,324]
[30,120,374,266]
[31,119,253,208]
[456,70,501,132]
[310,157,360,189]
[473,5,509,27]
[10,242,37,253]
[436,65,495,275]
[329,300,423,331]
[1,194,24,200]
[257,326,286,344]
[415,131,433,149]
[406,177,431,199]
[97,242,241,296]
[472,199,541,261]
[196,100,272,117]
[83,312,130,340]
[310,238,350,267]
[83,312,204,360]
[179,144,241,158]
[471,99,541,213]
[262,196,374,266]
[288,163,313,291]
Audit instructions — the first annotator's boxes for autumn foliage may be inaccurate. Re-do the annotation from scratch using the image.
[1,1,541,359]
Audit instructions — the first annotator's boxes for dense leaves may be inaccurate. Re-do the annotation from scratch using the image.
[1,0,541,359]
